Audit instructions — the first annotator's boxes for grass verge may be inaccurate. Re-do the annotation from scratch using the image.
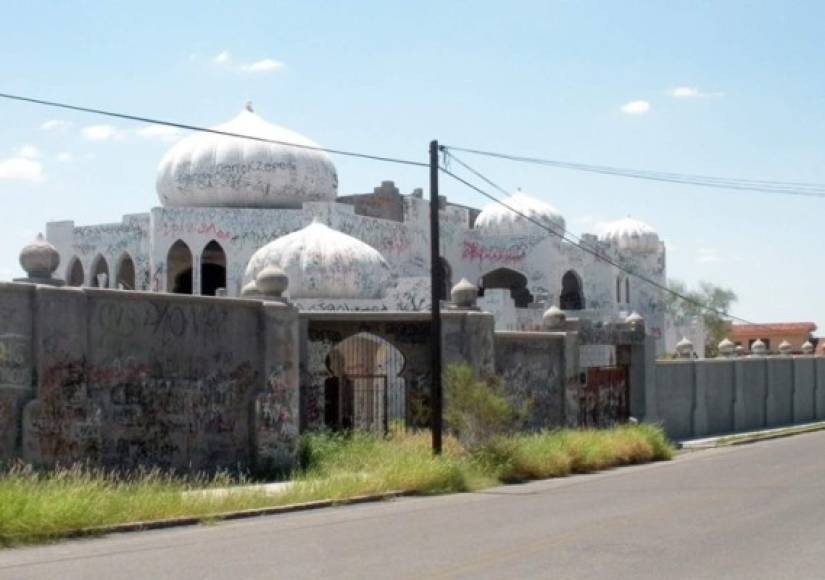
[0,424,673,547]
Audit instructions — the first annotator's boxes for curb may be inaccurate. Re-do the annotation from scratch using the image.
[678,421,825,450]
[63,490,410,540]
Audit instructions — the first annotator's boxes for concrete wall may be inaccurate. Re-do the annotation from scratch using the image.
[0,282,300,473]
[494,331,566,429]
[652,356,825,440]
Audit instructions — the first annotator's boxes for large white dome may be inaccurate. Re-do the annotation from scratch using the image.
[474,191,565,236]
[244,221,393,299]
[601,217,660,252]
[156,105,338,208]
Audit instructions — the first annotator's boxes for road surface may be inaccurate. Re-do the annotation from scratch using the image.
[2,430,825,579]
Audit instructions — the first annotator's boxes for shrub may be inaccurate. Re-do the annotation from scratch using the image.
[444,364,524,450]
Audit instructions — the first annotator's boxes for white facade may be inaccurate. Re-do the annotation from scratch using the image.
[43,107,670,352]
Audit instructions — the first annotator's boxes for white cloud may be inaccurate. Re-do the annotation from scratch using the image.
[667,86,724,99]
[57,152,73,162]
[212,50,285,73]
[620,100,651,115]
[136,124,182,142]
[81,124,119,141]
[241,58,285,73]
[0,156,44,183]
[40,119,72,132]
[18,145,40,159]
[669,86,700,98]
[213,50,231,65]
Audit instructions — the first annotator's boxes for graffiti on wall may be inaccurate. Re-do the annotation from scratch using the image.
[0,334,31,387]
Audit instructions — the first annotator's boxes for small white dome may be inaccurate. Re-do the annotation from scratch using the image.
[474,191,565,236]
[156,105,338,209]
[601,218,659,252]
[244,221,393,299]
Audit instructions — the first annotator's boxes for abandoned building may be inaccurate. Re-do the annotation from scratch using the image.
[42,103,670,353]
[11,104,816,475]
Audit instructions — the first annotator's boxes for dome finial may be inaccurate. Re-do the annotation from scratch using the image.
[245,100,254,113]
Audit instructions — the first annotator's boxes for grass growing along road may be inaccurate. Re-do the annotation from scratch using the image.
[0,424,673,547]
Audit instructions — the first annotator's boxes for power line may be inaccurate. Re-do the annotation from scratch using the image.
[443,144,825,197]
[0,92,429,168]
[439,149,756,325]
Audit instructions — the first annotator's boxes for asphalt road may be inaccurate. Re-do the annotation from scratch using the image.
[3,431,825,580]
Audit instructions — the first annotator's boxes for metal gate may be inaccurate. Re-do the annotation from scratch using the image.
[578,366,630,428]
[319,330,408,435]
[325,374,389,434]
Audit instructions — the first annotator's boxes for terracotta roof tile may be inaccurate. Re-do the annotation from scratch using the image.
[730,322,817,335]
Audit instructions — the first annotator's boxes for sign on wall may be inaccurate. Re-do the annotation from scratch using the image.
[579,345,617,368]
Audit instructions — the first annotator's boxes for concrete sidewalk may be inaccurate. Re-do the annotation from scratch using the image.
[678,419,825,449]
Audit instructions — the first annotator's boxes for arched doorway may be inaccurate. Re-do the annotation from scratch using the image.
[560,270,584,310]
[201,240,227,296]
[167,240,193,294]
[116,253,136,290]
[480,267,533,307]
[324,333,406,433]
[66,257,84,287]
[437,258,452,301]
[90,255,109,288]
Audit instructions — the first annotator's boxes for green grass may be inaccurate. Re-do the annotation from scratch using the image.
[0,424,673,547]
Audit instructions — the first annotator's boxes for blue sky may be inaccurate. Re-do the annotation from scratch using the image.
[1,1,824,329]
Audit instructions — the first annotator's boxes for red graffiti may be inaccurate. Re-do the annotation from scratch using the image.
[462,240,528,264]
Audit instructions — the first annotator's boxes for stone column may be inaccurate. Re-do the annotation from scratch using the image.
[252,267,300,474]
[443,279,496,376]
[0,284,36,462]
[255,300,301,474]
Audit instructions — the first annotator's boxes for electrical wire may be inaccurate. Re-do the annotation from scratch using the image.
[0,92,429,168]
[443,144,825,197]
[439,149,757,325]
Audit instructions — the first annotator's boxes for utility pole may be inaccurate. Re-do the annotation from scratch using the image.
[429,139,443,455]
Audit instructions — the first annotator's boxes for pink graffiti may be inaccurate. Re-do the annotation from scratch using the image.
[462,241,527,264]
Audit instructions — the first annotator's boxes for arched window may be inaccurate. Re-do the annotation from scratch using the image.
[616,276,622,303]
[480,268,533,308]
[625,277,630,304]
[116,253,136,290]
[436,258,452,302]
[167,240,193,294]
[560,270,584,310]
[324,332,406,433]
[66,257,84,287]
[90,255,109,288]
[201,240,227,296]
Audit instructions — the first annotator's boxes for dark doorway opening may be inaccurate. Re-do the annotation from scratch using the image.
[480,268,534,307]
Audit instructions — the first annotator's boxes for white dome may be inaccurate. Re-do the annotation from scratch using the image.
[601,218,660,252]
[474,191,565,236]
[244,221,393,299]
[156,105,338,208]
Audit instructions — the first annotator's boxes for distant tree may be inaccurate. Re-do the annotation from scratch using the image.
[665,280,738,357]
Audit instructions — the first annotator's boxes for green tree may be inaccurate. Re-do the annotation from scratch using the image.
[665,280,738,357]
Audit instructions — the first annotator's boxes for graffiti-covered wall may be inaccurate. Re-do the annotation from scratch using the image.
[494,332,567,428]
[0,282,300,473]
[43,184,668,357]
